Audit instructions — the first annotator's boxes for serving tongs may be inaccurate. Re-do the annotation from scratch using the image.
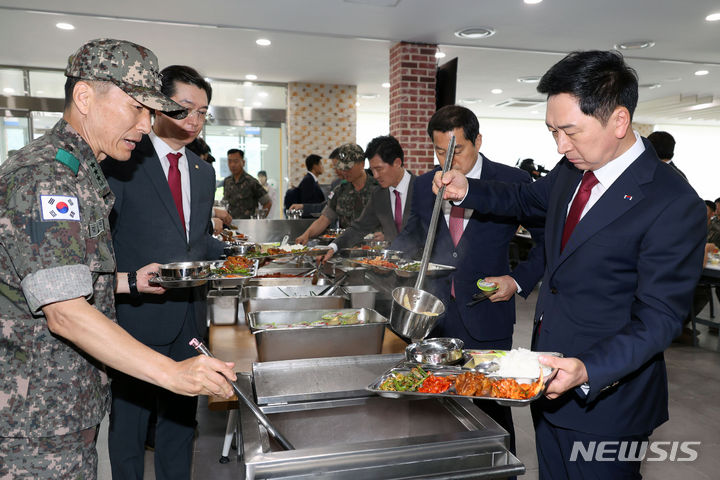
[189,338,295,450]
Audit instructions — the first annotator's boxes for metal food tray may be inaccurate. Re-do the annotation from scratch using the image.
[149,276,208,288]
[367,352,561,407]
[394,261,456,278]
[247,267,318,286]
[208,258,259,288]
[247,308,388,362]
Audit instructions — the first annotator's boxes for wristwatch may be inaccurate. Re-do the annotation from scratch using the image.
[128,271,140,298]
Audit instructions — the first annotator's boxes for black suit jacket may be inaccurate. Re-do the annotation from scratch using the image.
[102,136,224,344]
[297,172,325,204]
[335,173,416,248]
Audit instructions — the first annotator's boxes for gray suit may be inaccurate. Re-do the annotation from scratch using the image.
[334,173,415,248]
[102,135,223,479]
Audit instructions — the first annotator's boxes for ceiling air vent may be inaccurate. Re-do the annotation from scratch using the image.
[494,98,545,108]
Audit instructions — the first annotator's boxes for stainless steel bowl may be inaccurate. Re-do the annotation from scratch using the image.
[389,287,445,342]
[405,337,464,365]
[158,261,211,280]
[224,242,257,256]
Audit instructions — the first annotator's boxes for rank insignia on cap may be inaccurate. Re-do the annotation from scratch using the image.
[40,195,81,221]
[623,194,633,200]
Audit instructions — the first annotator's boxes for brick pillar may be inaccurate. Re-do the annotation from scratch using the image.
[389,42,437,175]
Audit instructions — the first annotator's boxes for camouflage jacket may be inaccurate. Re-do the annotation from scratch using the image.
[223,172,270,219]
[322,175,379,228]
[0,119,116,437]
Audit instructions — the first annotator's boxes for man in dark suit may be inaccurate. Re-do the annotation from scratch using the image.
[297,153,326,205]
[322,135,415,261]
[392,106,546,457]
[434,51,706,479]
[648,130,688,181]
[102,65,225,480]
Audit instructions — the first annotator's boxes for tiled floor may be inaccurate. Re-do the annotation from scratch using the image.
[96,287,720,479]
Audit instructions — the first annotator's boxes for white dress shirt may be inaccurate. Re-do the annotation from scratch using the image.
[567,131,645,220]
[389,169,412,223]
[150,130,191,239]
[443,155,483,230]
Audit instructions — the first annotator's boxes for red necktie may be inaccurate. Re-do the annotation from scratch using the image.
[393,189,403,233]
[561,171,598,251]
[449,205,464,297]
[167,152,185,232]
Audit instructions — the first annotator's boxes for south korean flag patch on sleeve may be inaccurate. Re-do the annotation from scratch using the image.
[40,195,81,221]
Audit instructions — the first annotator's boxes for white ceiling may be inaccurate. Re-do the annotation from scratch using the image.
[1,0,720,125]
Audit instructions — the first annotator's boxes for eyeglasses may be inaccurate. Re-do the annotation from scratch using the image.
[186,108,214,122]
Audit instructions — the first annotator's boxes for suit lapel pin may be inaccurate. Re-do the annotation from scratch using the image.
[623,194,633,201]
[195,164,199,169]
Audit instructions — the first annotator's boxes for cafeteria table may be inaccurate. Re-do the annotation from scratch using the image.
[691,263,720,349]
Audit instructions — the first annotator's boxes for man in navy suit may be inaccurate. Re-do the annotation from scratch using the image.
[297,153,326,206]
[392,105,546,456]
[102,65,225,480]
[434,51,706,479]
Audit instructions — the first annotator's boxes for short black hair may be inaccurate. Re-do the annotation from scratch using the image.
[160,65,212,104]
[63,77,110,109]
[705,200,716,211]
[537,50,638,125]
[647,131,675,160]
[227,148,244,158]
[305,154,322,171]
[258,170,267,177]
[427,105,479,145]
[715,197,720,204]
[365,135,404,166]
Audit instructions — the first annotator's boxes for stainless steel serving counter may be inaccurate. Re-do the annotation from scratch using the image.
[232,219,314,243]
[235,354,525,479]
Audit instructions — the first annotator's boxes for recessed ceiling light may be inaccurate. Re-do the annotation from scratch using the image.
[695,70,709,76]
[615,40,655,50]
[524,0,543,4]
[454,27,495,39]
[56,22,75,30]
[256,38,271,46]
[3,87,15,94]
[245,74,258,80]
[435,51,446,59]
[258,92,269,98]
[706,13,720,22]
[491,88,503,94]
[461,98,482,104]
[359,93,379,99]
[517,76,541,84]
[381,82,391,88]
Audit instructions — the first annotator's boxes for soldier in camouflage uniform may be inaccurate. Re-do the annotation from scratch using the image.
[0,39,235,479]
[296,143,379,244]
[222,148,272,218]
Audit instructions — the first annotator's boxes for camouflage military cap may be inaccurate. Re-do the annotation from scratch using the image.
[65,38,187,118]
[334,144,364,170]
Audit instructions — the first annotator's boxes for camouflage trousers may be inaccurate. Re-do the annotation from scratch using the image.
[0,426,98,480]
